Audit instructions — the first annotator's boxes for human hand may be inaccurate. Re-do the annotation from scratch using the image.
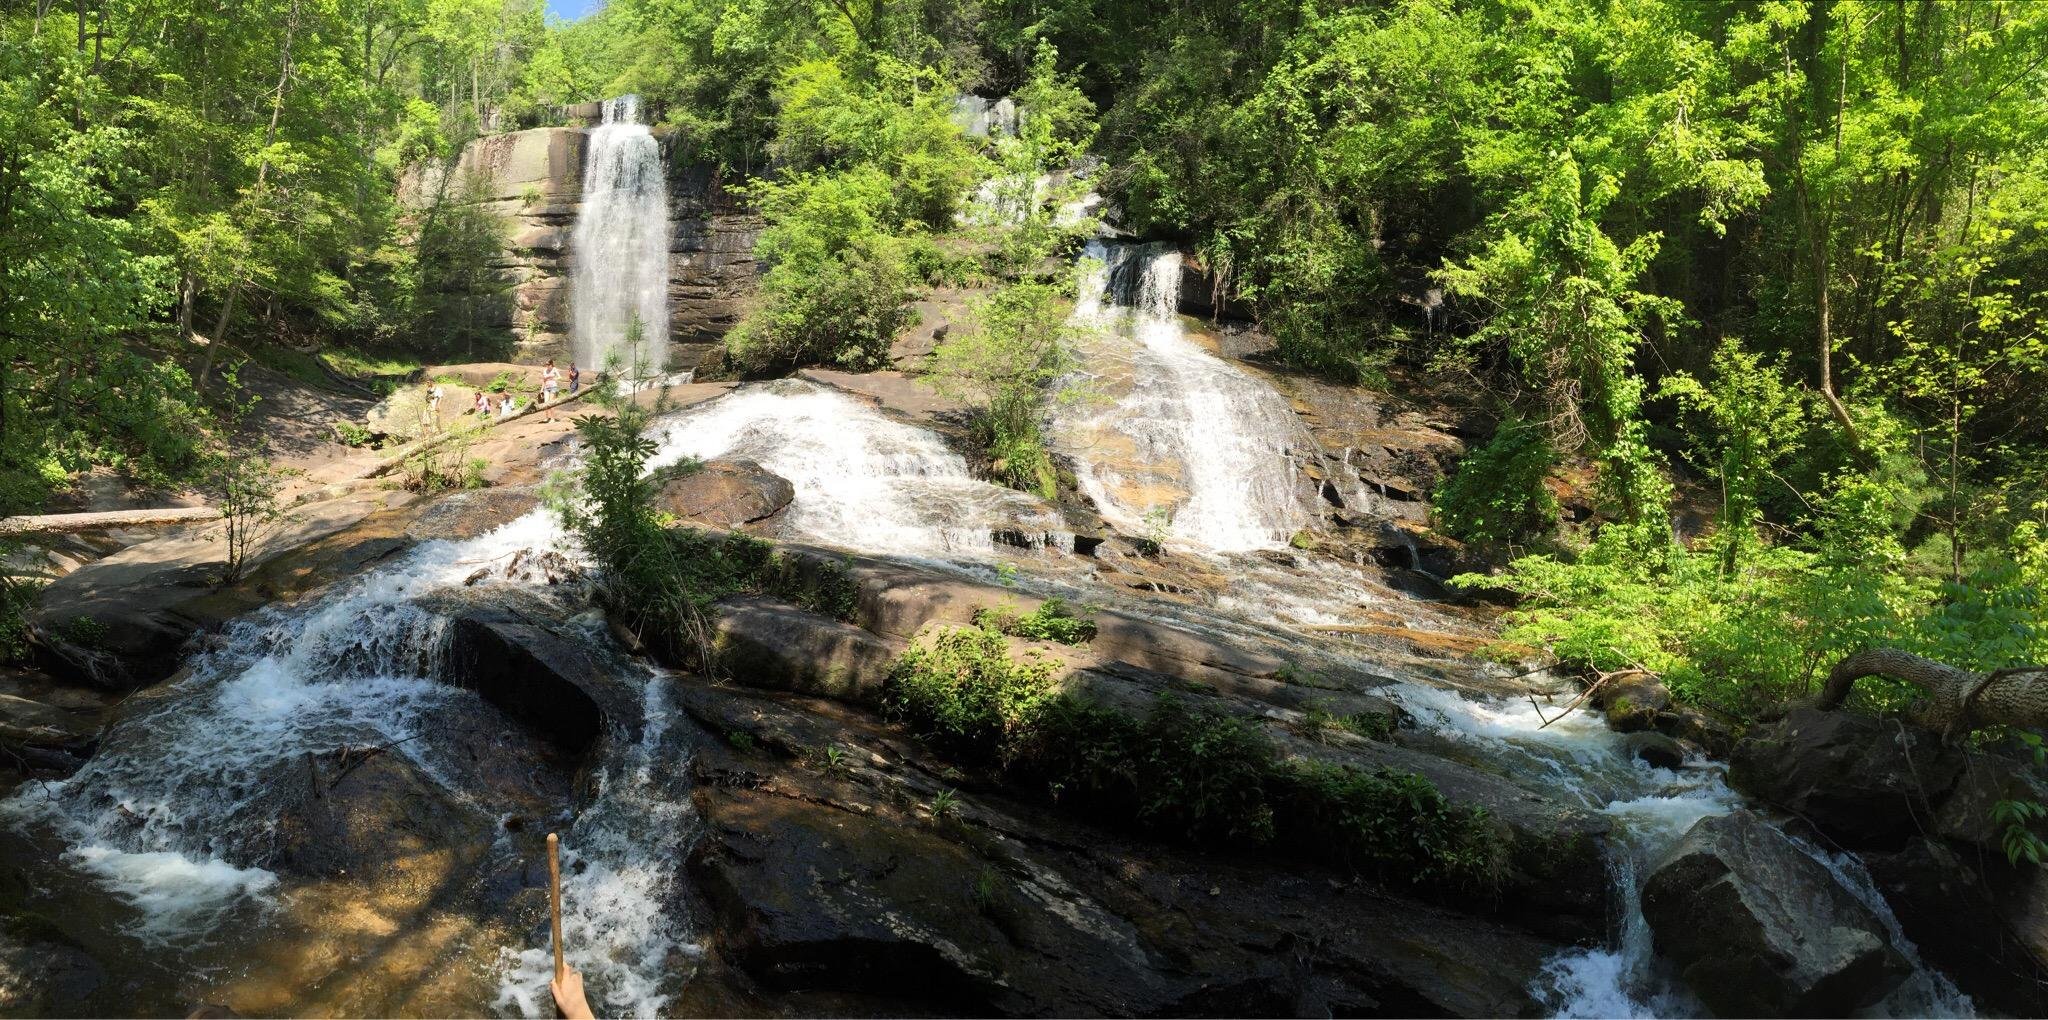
[552,967,594,1020]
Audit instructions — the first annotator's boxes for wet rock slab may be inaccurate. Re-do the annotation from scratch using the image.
[680,681,1560,1018]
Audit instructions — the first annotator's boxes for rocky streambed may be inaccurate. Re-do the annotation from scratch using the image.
[1,370,2042,1018]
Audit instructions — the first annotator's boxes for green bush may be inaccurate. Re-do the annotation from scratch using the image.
[724,227,924,376]
[885,624,1063,763]
[1459,477,2048,722]
[974,596,1097,644]
[1432,416,1560,546]
[884,626,1499,885]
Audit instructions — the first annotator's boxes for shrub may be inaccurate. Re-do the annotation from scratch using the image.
[332,421,374,447]
[974,596,1097,644]
[885,624,1063,762]
[1431,415,1560,546]
[399,426,491,494]
[884,629,1499,885]
[925,280,1080,499]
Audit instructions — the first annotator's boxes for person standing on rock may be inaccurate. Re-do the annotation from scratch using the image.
[568,362,580,396]
[541,360,560,405]
[427,384,444,432]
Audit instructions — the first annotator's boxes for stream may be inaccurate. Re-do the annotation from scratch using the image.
[0,168,1983,1018]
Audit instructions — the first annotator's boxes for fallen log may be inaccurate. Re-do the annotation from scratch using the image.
[0,507,220,535]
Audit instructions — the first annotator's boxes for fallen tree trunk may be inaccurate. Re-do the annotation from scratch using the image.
[1817,648,2048,738]
[0,507,220,535]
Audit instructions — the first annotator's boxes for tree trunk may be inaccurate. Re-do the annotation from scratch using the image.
[1817,648,2048,738]
[198,0,299,396]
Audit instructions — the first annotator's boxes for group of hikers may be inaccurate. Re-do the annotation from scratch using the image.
[423,359,581,429]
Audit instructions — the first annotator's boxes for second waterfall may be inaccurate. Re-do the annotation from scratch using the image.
[571,95,670,375]
[1054,240,1313,554]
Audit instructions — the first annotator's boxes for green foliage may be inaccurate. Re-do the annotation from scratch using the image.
[1431,416,1560,547]
[399,425,492,493]
[201,452,290,585]
[1660,339,1810,570]
[885,624,1064,762]
[1993,799,2047,868]
[925,280,1080,498]
[722,56,986,376]
[885,626,1499,884]
[974,596,1097,645]
[1460,475,2048,721]
[332,422,376,448]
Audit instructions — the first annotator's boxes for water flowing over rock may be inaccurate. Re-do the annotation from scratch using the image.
[645,380,1068,557]
[572,96,670,375]
[1640,811,1910,1016]
[1053,240,1314,553]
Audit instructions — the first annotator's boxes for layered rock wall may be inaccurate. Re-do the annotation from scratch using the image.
[405,127,761,369]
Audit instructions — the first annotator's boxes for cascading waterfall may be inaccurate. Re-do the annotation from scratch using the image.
[493,655,700,1018]
[1054,239,1312,553]
[571,95,669,376]
[647,380,1070,557]
[1384,684,1971,1018]
[0,508,701,1016]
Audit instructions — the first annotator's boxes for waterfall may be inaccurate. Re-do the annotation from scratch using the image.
[0,505,701,1016]
[1379,683,1972,1018]
[1054,240,1312,553]
[571,95,669,376]
[646,380,1070,557]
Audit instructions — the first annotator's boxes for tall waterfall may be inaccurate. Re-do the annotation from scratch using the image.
[1054,240,1312,553]
[571,95,669,376]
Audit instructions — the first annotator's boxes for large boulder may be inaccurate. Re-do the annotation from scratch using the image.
[442,604,628,752]
[1864,837,2048,1015]
[1729,707,1963,849]
[1641,811,1910,1016]
[655,459,794,527]
[709,597,900,703]
[1588,673,1671,733]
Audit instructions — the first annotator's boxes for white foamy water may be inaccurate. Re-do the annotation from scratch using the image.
[1053,239,1313,553]
[572,95,670,375]
[0,511,578,940]
[1383,684,1972,1018]
[494,667,700,1018]
[646,380,1069,557]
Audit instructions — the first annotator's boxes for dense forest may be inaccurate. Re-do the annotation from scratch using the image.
[8,0,2045,725]
[5,0,2048,1014]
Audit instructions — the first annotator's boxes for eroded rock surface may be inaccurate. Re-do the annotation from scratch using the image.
[655,459,794,527]
[680,682,1560,1018]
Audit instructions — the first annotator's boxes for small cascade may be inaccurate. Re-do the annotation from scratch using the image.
[1054,239,1312,553]
[0,509,698,1014]
[571,95,670,376]
[494,657,701,1018]
[647,381,1070,557]
[1381,684,1971,1018]
[0,512,567,938]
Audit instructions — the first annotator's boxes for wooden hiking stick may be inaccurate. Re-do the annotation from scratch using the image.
[547,832,566,984]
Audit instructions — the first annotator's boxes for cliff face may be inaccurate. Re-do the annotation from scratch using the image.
[406,126,762,369]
